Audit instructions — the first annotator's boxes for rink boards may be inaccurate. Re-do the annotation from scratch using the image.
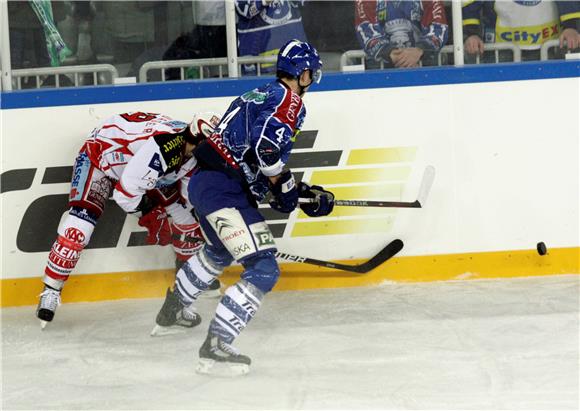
[1,61,579,307]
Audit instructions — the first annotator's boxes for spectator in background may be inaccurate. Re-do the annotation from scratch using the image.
[9,1,50,71]
[8,0,69,70]
[57,2,97,65]
[8,0,73,88]
[162,1,227,80]
[463,1,580,61]
[100,1,158,77]
[355,0,448,69]
[235,0,308,75]
[194,0,227,60]
[162,31,203,81]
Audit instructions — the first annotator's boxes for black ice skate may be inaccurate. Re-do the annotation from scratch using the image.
[196,334,251,376]
[150,288,201,337]
[36,286,61,329]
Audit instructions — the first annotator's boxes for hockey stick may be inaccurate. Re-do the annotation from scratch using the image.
[299,165,436,209]
[274,239,404,274]
[173,235,404,274]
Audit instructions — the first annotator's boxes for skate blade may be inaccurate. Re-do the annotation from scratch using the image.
[195,358,249,377]
[150,324,191,337]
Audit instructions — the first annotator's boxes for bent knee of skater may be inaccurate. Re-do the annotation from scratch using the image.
[58,209,97,246]
[201,244,234,270]
[240,252,280,293]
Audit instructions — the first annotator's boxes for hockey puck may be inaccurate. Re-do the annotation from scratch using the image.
[536,242,547,256]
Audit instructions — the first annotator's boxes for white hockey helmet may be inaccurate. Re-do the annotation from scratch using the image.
[187,111,221,144]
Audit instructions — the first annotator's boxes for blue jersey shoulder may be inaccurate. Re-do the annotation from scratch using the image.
[218,80,306,201]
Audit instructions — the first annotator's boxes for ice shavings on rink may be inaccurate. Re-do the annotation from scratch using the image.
[2,275,578,410]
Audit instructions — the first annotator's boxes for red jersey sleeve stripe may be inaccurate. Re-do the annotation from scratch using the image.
[114,181,136,198]
[272,87,303,130]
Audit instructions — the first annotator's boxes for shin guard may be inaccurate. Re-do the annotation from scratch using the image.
[209,280,264,344]
[174,246,226,305]
[44,235,85,290]
[44,214,94,290]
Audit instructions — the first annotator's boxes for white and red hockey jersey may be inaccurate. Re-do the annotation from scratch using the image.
[82,112,196,213]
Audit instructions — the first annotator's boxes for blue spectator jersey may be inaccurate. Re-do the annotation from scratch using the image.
[235,0,307,75]
[198,80,306,203]
[355,0,448,63]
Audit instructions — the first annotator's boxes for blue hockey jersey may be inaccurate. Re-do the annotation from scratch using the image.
[355,0,448,63]
[198,80,306,202]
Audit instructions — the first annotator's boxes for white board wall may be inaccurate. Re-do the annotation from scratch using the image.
[1,77,578,280]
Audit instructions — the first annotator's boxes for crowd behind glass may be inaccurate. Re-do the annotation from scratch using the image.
[5,0,580,89]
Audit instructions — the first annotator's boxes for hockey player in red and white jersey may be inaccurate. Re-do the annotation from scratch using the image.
[37,111,221,328]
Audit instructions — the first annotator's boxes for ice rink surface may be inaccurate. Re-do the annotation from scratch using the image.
[2,275,579,410]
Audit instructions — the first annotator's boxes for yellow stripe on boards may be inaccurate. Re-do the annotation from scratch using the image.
[327,183,404,200]
[298,207,396,218]
[347,147,417,165]
[2,247,578,308]
[1,269,176,308]
[291,218,393,237]
[309,166,412,185]
[241,246,580,290]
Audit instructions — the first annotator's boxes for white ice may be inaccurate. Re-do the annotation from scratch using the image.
[2,275,579,410]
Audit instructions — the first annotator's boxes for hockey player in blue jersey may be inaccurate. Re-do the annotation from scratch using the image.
[152,39,334,375]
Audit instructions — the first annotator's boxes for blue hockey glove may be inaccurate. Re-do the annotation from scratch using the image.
[269,170,299,213]
[298,182,334,217]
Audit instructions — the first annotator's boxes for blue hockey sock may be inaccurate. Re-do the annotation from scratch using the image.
[209,280,264,344]
[175,248,224,305]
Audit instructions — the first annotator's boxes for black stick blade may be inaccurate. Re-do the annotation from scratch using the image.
[276,239,404,274]
[356,238,404,273]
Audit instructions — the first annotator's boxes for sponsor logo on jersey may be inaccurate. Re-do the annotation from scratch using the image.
[143,170,158,189]
[232,243,251,257]
[148,153,163,173]
[241,89,267,104]
[228,315,244,331]
[287,93,301,123]
[69,207,98,226]
[207,134,240,169]
[111,152,125,163]
[497,23,559,45]
[222,229,247,242]
[161,135,184,153]
[48,238,83,270]
[209,115,221,127]
[241,301,257,316]
[70,153,90,201]
[87,177,112,210]
[256,231,275,247]
[64,227,85,244]
[215,217,234,236]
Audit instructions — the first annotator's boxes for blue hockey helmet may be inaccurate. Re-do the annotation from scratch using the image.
[277,40,323,84]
